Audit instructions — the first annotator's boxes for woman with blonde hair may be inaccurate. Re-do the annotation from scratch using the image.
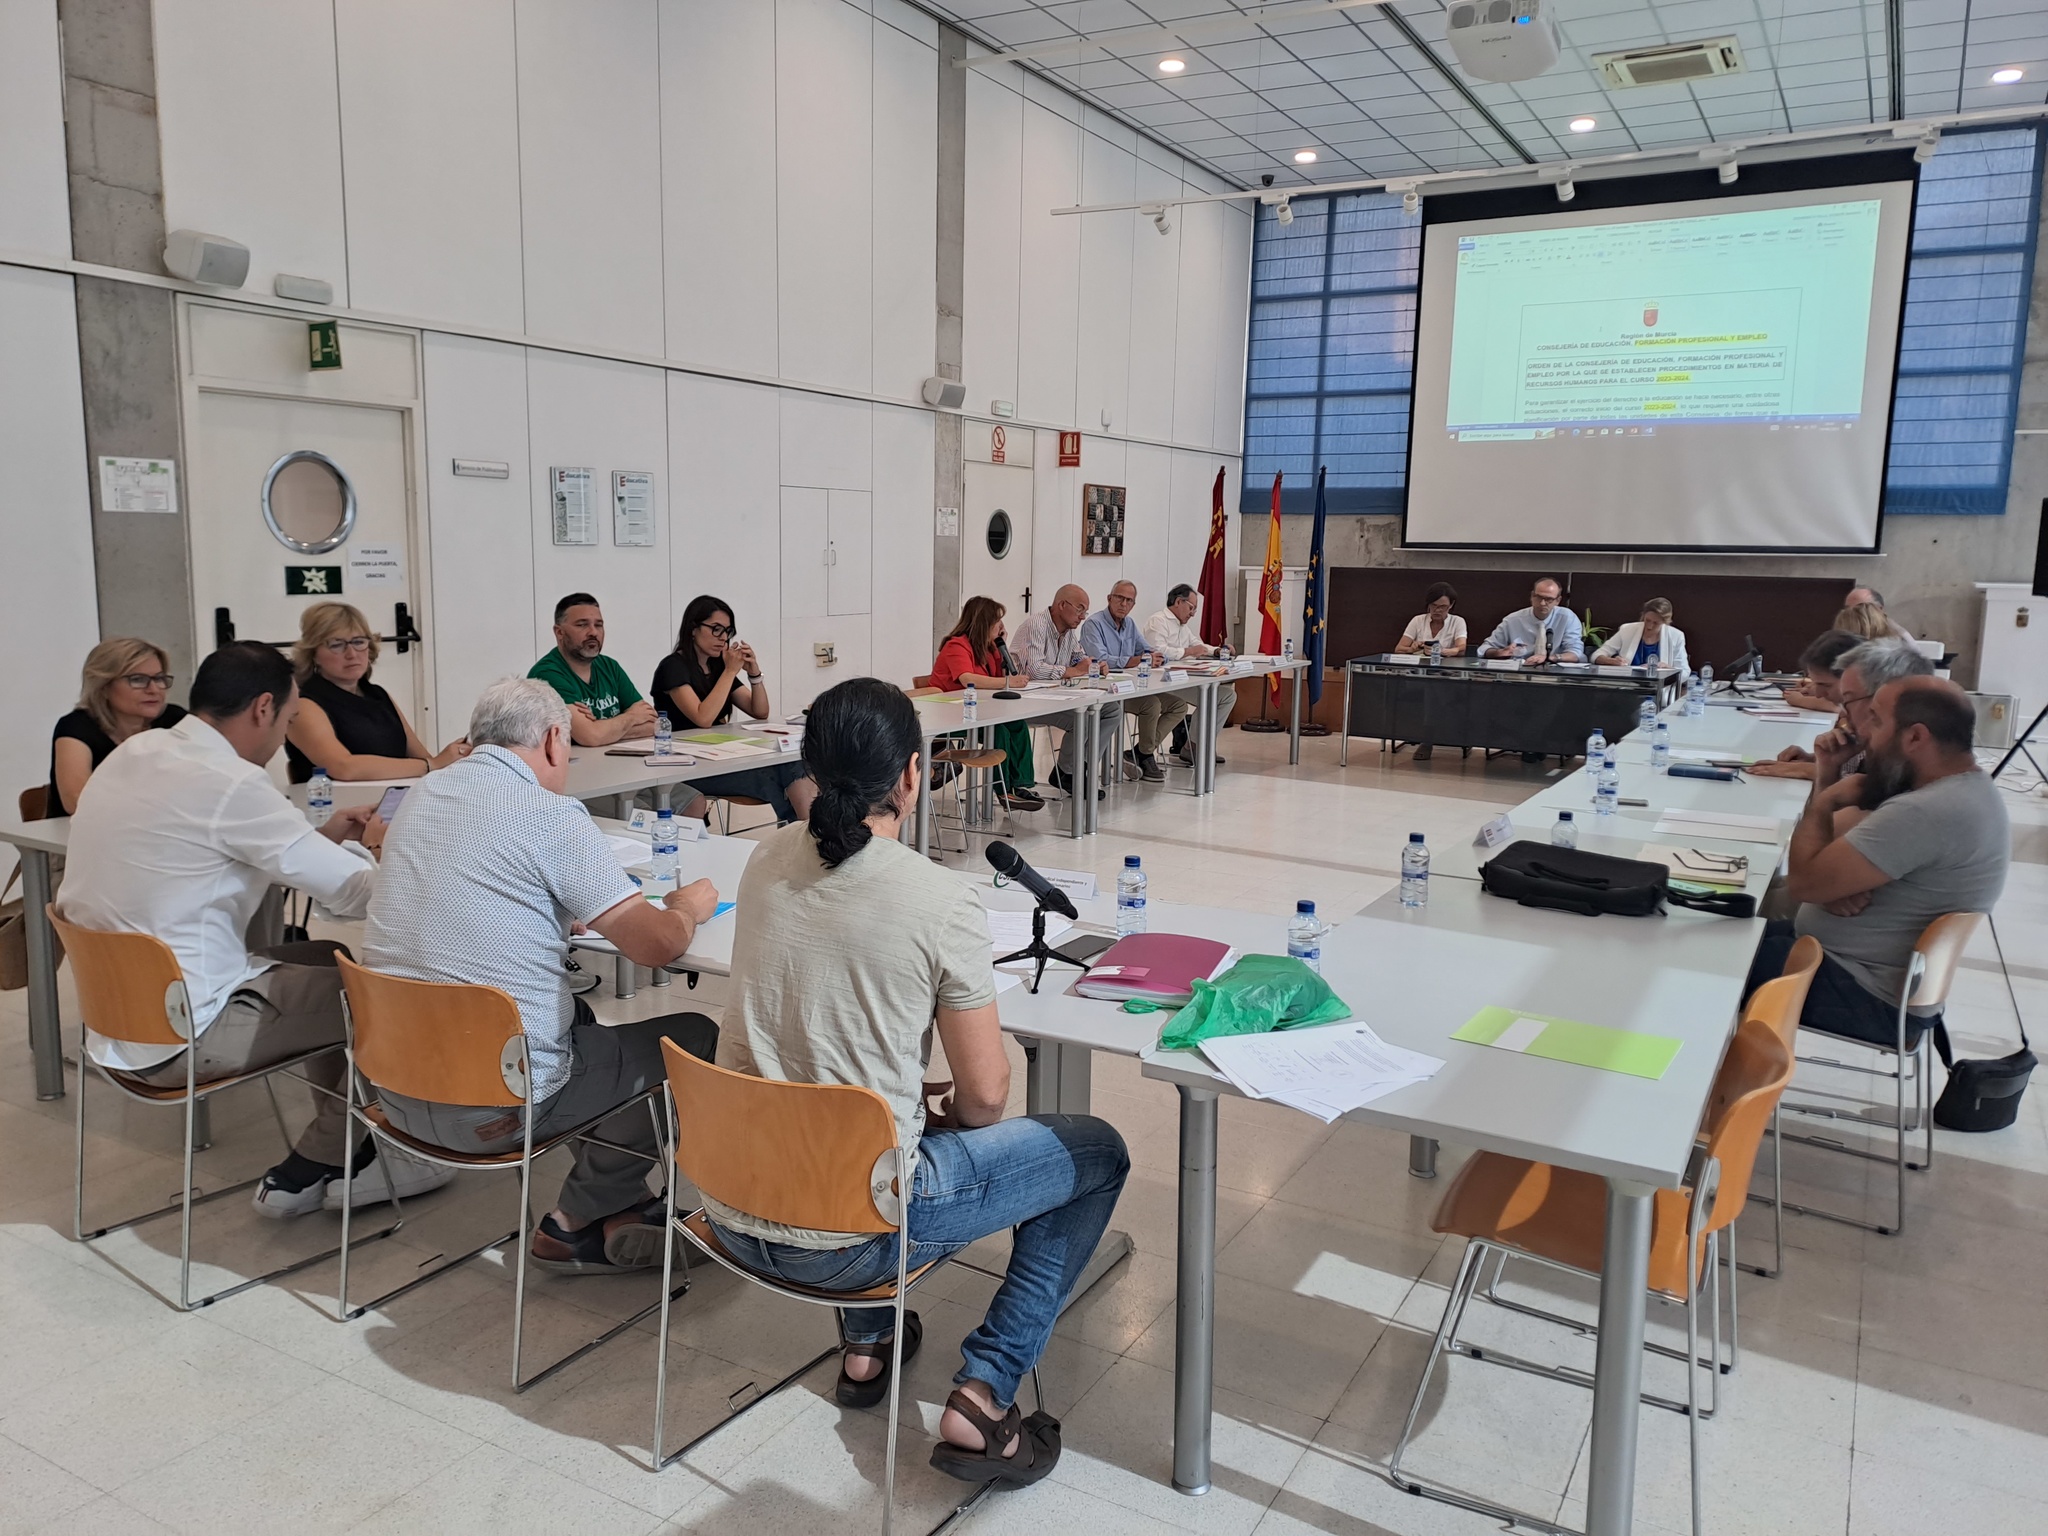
[284,601,468,783]
[48,638,185,814]
[1833,602,1900,643]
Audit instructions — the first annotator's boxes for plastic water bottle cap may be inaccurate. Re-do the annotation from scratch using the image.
[1559,811,1573,822]
[1124,854,1141,868]
[1296,899,1315,914]
[657,808,672,819]
[1408,832,1424,843]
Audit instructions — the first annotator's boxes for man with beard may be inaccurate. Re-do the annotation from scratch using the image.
[1752,636,1932,781]
[529,592,658,747]
[1743,677,2008,1047]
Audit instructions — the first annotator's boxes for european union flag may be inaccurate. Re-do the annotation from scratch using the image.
[1303,464,1329,706]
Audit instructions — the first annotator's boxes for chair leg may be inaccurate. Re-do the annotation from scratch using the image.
[262,1077,295,1150]
[179,1060,198,1312]
[72,1022,88,1243]
[1685,1235,1703,1536]
[1390,1241,1481,1487]
[653,1085,678,1470]
[1741,1103,1786,1279]
[883,1290,906,1536]
[1724,1232,1740,1372]
[513,1150,534,1389]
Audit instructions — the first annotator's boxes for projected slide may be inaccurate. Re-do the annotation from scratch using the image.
[1444,201,1883,438]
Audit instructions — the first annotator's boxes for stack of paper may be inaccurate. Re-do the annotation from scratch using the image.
[1739,706,1806,720]
[986,908,1073,958]
[1198,1022,1445,1124]
[1652,808,1781,845]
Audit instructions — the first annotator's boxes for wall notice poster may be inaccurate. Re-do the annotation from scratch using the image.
[1082,483,1125,556]
[612,470,656,547]
[98,456,178,514]
[551,466,596,546]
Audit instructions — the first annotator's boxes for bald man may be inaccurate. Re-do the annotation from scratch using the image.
[1077,581,1191,781]
[1745,676,2005,1048]
[1844,586,1914,644]
[1011,584,1126,800]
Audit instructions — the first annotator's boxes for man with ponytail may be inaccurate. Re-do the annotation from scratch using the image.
[708,677,1129,1488]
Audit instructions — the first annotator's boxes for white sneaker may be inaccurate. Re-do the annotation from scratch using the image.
[251,1170,334,1220]
[322,1146,456,1211]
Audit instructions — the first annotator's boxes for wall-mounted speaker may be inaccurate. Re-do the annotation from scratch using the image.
[163,229,250,288]
[921,376,966,409]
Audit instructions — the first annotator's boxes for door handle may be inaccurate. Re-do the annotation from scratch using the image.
[210,602,424,654]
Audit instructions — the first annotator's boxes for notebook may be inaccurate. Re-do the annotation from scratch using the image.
[1074,933,1234,1004]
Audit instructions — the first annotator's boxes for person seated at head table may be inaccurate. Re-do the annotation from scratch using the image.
[56,640,453,1215]
[705,678,1128,1483]
[1478,577,1585,663]
[651,594,815,825]
[1835,601,1902,644]
[1844,585,1915,645]
[1392,582,1468,658]
[1743,677,2005,1050]
[1142,584,1227,767]
[49,637,187,817]
[364,677,720,1274]
[1752,638,1934,781]
[529,592,657,747]
[1078,580,1191,782]
[284,601,470,783]
[929,596,1041,812]
[1010,584,1125,800]
[1591,597,1688,674]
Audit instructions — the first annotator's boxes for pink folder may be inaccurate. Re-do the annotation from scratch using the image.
[1074,933,1233,1004]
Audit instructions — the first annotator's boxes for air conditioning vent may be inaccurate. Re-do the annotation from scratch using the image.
[1594,36,1745,89]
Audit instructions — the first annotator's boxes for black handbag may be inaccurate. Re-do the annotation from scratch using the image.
[1480,841,1757,920]
[1931,1018,2035,1133]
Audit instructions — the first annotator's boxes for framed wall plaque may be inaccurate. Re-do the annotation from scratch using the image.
[1082,482,1125,556]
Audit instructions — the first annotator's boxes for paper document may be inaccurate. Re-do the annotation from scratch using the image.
[1739,706,1806,720]
[1198,1022,1445,1125]
[987,909,1074,956]
[1669,749,1753,766]
[1653,808,1781,845]
[1452,1006,1681,1080]
[684,740,770,762]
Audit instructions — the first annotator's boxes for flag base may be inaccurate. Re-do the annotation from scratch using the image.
[1239,719,1285,733]
[1297,722,1331,737]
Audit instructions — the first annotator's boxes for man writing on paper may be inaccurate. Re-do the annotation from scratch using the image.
[1478,578,1585,665]
[1744,677,2007,1048]
[529,592,658,747]
[1010,584,1125,801]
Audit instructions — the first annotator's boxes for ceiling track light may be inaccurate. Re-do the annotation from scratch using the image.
[1141,202,1172,235]
[1700,144,1739,184]
[1275,196,1293,226]
[1388,179,1422,217]
[1541,165,1576,203]
[1914,129,1941,163]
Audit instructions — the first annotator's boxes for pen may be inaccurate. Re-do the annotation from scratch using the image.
[1618,796,1649,807]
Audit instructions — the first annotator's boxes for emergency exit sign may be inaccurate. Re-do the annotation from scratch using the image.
[285,566,343,596]
[308,320,342,370]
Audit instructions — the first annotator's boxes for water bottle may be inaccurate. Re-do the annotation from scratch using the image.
[1287,900,1322,973]
[653,711,673,758]
[1552,810,1578,849]
[1651,720,1671,772]
[1637,695,1657,731]
[307,768,332,827]
[1283,637,1295,661]
[1116,855,1148,937]
[1595,751,1620,818]
[1700,662,1714,699]
[647,810,679,899]
[1138,653,1152,688]
[1400,833,1429,909]
[962,683,978,722]
[1585,725,1606,765]
[1685,672,1704,717]
[1428,637,1442,667]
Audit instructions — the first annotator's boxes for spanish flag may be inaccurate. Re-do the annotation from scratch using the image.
[1258,472,1284,702]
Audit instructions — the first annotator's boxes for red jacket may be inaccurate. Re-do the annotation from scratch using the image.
[931,634,998,693]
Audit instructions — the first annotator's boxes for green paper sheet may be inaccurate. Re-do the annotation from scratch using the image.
[680,731,753,745]
[1451,1005,1681,1080]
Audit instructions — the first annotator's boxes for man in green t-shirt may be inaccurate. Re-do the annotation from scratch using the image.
[528,592,658,747]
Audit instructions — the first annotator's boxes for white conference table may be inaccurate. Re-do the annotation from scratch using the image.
[565,818,759,997]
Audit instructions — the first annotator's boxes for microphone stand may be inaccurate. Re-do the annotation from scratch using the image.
[994,897,1090,994]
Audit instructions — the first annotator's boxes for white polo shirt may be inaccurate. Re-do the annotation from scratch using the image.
[1142,608,1207,660]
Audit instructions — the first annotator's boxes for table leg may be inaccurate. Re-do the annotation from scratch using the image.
[1587,1178,1654,1536]
[1022,1038,1135,1309]
[1289,666,1303,765]
[1408,1135,1438,1179]
[22,849,63,1101]
[1198,683,1217,795]
[615,955,638,1000]
[1340,667,1352,767]
[1172,1084,1219,1496]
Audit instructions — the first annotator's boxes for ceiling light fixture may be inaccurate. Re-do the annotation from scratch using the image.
[1388,179,1422,217]
[1991,67,2024,85]
[1568,116,1597,133]
[1914,128,1941,163]
[1157,56,1186,74]
[1293,149,1318,164]
[1541,165,1576,203]
[1275,196,1294,225]
[1700,144,1739,184]
[1142,203,1172,235]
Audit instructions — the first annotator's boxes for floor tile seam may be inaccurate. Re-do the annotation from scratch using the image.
[1049,1426,1311,1529]
[335,1435,508,1533]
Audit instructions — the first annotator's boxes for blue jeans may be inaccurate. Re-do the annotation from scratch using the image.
[710,1114,1129,1407]
[1745,919,1933,1050]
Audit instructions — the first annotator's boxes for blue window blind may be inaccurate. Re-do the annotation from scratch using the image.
[1884,125,2043,515]
[1241,128,2043,518]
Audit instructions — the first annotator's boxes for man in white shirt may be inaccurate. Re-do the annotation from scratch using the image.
[58,642,448,1217]
[1010,584,1126,800]
[1142,583,1226,768]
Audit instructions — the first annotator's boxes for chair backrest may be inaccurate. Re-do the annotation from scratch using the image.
[1744,936,1824,1055]
[1907,912,1981,1012]
[911,674,936,690]
[336,954,529,1107]
[19,786,48,822]
[661,1036,901,1235]
[1698,1017,1794,1236]
[47,909,192,1046]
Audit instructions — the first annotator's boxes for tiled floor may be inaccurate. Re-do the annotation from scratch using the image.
[4,725,2046,1534]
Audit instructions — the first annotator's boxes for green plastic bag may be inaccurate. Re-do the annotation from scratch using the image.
[1158,953,1351,1051]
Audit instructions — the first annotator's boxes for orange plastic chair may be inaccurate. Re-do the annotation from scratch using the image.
[1739,936,1821,1279]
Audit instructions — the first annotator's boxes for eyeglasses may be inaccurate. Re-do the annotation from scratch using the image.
[322,636,372,654]
[1839,691,1873,709]
[121,673,173,690]
[698,622,735,639]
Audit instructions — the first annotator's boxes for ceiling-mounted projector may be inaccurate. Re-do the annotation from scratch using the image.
[1445,0,1560,84]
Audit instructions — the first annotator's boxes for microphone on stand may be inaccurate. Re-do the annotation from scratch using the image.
[986,841,1078,919]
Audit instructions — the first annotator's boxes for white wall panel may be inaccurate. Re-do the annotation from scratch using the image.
[776,0,873,393]
[422,333,534,737]
[1122,441,1172,613]
[515,0,664,356]
[524,350,672,690]
[0,268,96,841]
[0,0,70,258]
[871,402,934,686]
[1125,155,1182,443]
[154,0,348,303]
[1166,449,1236,608]
[962,70,1021,415]
[871,18,937,404]
[661,0,778,378]
[1171,196,1223,451]
[336,0,524,332]
[667,372,782,704]
[1212,205,1253,453]
[780,390,872,491]
[1015,101,1080,428]
[1075,133,1135,437]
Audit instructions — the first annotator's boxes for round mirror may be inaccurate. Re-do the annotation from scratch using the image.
[261,450,357,555]
[986,508,1012,559]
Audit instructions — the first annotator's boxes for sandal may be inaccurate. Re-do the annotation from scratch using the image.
[928,1388,1062,1486]
[835,1311,922,1408]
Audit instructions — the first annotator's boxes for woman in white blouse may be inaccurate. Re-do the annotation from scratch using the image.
[1393,583,1468,659]
[1592,597,1689,674]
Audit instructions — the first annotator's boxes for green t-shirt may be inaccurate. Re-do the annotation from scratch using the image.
[527,649,642,719]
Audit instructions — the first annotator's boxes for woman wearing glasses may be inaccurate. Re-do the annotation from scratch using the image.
[284,601,470,783]
[48,638,188,815]
[651,594,815,823]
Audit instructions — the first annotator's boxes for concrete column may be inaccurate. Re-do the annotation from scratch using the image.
[931,24,967,648]
[60,0,167,273]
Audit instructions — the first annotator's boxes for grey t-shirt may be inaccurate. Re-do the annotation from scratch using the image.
[705,823,997,1248]
[1795,768,2008,1010]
